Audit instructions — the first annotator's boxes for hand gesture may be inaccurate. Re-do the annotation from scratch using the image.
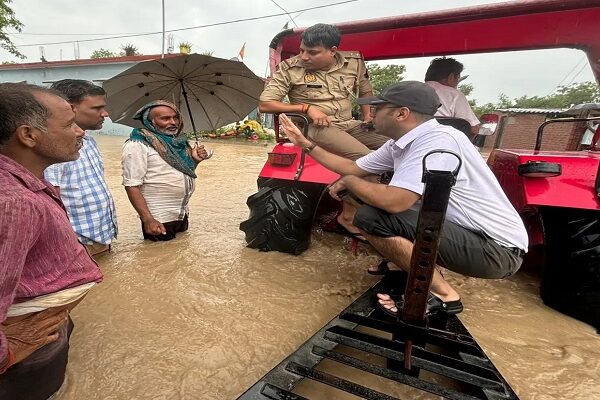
[328,178,349,201]
[307,106,332,127]
[142,218,166,236]
[191,144,211,163]
[279,114,311,148]
[1,308,69,367]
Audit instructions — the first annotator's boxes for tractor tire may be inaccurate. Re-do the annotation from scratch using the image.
[239,178,326,255]
[540,207,600,332]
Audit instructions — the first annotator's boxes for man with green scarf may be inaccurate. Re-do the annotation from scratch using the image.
[122,100,209,241]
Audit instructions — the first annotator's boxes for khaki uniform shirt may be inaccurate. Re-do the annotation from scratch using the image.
[260,51,372,127]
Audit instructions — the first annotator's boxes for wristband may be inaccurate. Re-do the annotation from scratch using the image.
[303,142,317,154]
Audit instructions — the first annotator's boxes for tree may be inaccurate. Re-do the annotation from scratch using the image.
[367,63,406,95]
[119,43,141,57]
[472,81,600,116]
[352,63,406,116]
[0,0,25,59]
[90,48,116,59]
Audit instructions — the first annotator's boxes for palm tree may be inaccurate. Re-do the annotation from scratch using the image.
[120,43,141,57]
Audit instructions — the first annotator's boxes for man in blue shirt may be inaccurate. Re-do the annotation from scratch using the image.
[44,80,117,256]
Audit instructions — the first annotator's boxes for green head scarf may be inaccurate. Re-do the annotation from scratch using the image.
[129,100,196,178]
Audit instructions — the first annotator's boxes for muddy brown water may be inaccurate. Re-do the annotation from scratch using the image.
[55,134,600,400]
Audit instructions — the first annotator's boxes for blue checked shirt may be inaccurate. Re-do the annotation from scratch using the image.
[44,135,118,245]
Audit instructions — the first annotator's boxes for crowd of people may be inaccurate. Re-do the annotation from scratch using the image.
[0,22,527,400]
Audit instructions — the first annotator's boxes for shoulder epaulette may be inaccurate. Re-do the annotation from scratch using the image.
[338,50,363,59]
[279,55,302,70]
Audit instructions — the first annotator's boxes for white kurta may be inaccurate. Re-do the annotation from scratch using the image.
[122,140,195,223]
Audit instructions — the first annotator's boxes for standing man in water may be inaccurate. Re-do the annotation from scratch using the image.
[44,79,118,257]
[0,83,103,399]
[279,81,527,317]
[259,23,389,236]
[122,100,209,241]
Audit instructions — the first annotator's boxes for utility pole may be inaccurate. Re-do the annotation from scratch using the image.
[161,0,165,58]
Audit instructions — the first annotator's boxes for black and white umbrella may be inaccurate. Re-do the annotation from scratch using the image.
[103,53,264,136]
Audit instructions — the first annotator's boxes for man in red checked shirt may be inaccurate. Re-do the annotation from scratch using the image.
[0,83,103,400]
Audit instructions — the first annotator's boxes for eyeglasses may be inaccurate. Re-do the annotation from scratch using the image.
[369,105,402,115]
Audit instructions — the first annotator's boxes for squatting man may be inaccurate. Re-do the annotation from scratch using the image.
[278,81,528,316]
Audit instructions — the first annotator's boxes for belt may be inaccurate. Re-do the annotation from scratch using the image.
[505,247,525,258]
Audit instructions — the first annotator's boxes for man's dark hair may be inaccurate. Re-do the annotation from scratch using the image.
[0,83,65,145]
[301,23,341,48]
[424,57,464,82]
[50,79,105,104]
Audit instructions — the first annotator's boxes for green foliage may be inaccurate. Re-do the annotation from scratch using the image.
[353,63,406,116]
[119,43,141,57]
[367,63,406,95]
[0,0,25,59]
[200,50,214,56]
[90,48,116,59]
[470,81,600,117]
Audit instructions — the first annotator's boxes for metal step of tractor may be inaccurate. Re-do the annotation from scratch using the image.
[237,277,518,400]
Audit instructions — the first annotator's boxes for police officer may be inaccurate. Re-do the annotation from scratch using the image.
[259,23,389,161]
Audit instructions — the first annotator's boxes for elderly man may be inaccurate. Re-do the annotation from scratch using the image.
[425,57,480,136]
[0,83,103,399]
[122,100,208,241]
[279,81,527,316]
[260,23,389,236]
[44,79,118,257]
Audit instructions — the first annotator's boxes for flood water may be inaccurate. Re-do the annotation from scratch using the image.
[55,134,600,400]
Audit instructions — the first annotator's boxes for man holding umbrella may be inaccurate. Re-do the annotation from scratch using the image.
[122,100,209,241]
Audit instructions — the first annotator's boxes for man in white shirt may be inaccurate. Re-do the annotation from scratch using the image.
[279,81,528,316]
[425,57,480,137]
[122,100,208,241]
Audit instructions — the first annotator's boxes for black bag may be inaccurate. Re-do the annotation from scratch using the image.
[240,179,325,255]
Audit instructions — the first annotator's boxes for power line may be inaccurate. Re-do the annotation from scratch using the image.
[269,0,298,27]
[13,0,359,48]
[546,55,586,95]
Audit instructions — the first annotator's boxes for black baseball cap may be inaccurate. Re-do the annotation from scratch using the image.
[358,81,441,115]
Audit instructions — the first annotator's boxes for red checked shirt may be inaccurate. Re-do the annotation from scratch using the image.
[0,153,103,366]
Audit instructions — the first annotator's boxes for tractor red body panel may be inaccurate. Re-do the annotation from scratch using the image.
[488,150,600,212]
[259,143,339,184]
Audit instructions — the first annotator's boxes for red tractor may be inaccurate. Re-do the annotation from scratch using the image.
[240,0,600,330]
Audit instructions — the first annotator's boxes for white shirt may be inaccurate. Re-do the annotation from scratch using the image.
[356,119,528,250]
[122,140,195,224]
[426,81,480,127]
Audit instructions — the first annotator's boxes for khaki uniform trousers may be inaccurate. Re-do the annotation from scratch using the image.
[308,120,389,161]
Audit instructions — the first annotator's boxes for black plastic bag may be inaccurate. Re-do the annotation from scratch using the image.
[240,178,325,255]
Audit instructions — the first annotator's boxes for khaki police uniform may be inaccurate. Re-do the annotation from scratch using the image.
[260,51,389,160]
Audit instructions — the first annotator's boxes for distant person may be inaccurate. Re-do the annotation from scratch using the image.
[121,100,209,241]
[425,57,480,136]
[279,81,527,317]
[0,83,103,399]
[44,79,117,257]
[259,23,389,236]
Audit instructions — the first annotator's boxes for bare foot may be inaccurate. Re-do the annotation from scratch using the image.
[376,293,398,314]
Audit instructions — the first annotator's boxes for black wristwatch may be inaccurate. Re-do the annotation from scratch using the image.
[303,142,317,153]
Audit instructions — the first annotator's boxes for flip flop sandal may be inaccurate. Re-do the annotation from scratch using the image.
[375,293,463,318]
[367,259,391,275]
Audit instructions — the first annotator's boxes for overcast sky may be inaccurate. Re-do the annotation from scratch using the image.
[1,0,595,104]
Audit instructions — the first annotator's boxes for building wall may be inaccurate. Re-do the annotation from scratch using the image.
[481,113,584,151]
[0,62,141,135]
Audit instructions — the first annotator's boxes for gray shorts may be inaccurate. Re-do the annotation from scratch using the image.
[353,206,523,279]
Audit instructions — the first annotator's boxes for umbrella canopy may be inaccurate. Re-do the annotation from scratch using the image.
[103,53,264,132]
